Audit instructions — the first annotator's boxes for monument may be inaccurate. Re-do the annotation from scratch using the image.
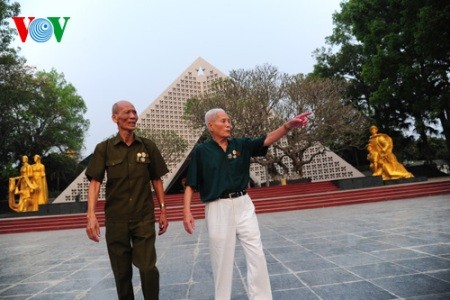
[367,125,414,180]
[8,155,48,212]
[54,57,365,203]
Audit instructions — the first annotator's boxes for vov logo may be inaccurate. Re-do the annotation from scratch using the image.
[12,17,70,43]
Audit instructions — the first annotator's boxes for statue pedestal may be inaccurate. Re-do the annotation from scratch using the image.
[383,176,428,185]
[334,175,428,190]
[334,176,383,190]
[0,201,87,218]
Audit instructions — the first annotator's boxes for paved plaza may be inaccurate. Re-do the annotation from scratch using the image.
[1,195,450,299]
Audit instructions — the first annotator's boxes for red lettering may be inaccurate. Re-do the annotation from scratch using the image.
[12,17,35,42]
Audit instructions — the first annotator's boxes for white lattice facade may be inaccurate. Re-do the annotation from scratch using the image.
[302,144,364,181]
[54,57,363,203]
[138,58,227,186]
[249,143,364,184]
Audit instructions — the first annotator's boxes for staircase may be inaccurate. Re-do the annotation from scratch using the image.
[1,179,449,235]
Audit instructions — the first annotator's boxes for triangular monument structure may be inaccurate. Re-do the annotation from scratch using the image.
[54,57,363,203]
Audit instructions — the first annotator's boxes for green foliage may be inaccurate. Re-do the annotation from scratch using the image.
[0,66,89,198]
[0,0,89,198]
[1,67,89,159]
[313,0,450,161]
[0,0,20,54]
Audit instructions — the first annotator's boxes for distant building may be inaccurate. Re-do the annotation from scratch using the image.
[54,57,363,203]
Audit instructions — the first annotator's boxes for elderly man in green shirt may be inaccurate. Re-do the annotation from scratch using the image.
[183,108,311,300]
[85,100,169,300]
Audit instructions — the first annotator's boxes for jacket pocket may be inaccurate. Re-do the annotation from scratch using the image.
[106,158,125,179]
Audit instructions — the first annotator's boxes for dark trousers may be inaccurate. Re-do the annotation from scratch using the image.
[105,219,159,300]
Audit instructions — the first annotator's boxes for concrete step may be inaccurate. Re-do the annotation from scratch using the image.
[1,179,449,234]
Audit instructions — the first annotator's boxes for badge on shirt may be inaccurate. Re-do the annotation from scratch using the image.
[136,152,150,163]
[228,149,240,159]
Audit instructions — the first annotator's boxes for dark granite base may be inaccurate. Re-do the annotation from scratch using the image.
[383,176,428,185]
[333,176,384,190]
[0,201,87,219]
[334,176,428,190]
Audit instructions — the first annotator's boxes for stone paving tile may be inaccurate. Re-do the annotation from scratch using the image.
[272,287,318,300]
[311,280,397,299]
[347,262,417,279]
[296,267,361,286]
[0,195,449,299]
[393,256,450,273]
[368,248,431,261]
[371,274,450,298]
[424,269,450,282]
[411,243,450,256]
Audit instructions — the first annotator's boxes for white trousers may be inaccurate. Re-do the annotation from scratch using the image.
[205,194,272,300]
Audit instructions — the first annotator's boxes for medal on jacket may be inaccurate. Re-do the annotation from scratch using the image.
[136,152,147,162]
[228,150,240,159]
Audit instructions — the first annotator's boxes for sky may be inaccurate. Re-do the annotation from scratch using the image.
[11,0,342,158]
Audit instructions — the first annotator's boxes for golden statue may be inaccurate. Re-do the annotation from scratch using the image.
[367,125,414,180]
[32,154,49,205]
[8,155,48,212]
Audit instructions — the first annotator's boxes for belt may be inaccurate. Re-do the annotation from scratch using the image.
[219,190,247,199]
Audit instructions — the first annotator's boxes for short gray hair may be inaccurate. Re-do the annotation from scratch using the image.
[112,103,118,114]
[204,108,225,127]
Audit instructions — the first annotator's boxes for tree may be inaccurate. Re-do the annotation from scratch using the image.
[0,0,89,199]
[184,64,284,137]
[0,0,19,54]
[184,64,369,181]
[137,129,188,168]
[275,75,369,176]
[4,68,89,158]
[0,0,21,194]
[1,67,89,198]
[313,0,450,161]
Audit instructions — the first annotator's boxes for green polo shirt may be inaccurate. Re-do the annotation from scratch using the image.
[85,134,168,221]
[186,136,268,202]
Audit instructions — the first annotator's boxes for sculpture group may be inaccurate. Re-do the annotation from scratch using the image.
[8,155,48,212]
[367,125,414,180]
[5,126,412,213]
